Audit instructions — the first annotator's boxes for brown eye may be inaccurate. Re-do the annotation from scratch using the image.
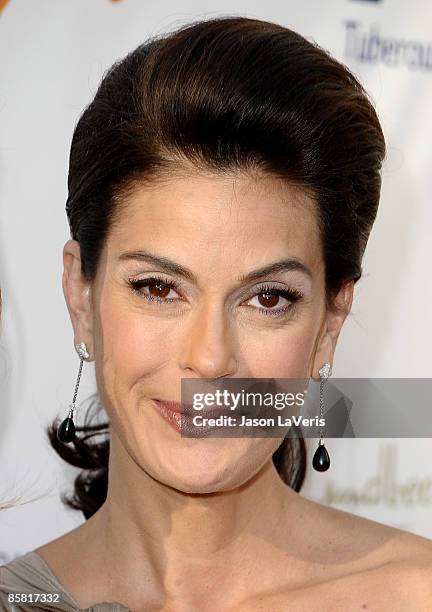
[257,292,281,308]
[245,285,303,318]
[148,283,172,299]
[128,276,181,304]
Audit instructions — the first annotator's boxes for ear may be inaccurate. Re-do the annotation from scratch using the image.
[311,279,354,379]
[62,239,94,360]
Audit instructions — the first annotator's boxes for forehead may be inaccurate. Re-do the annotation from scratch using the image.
[108,171,323,271]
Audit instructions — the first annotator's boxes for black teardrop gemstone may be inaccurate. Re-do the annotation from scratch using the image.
[57,417,75,443]
[312,442,330,472]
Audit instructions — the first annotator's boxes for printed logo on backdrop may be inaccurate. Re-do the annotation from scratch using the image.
[343,20,432,71]
[322,442,432,509]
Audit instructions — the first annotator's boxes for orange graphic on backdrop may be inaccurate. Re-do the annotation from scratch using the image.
[0,0,123,14]
[0,0,10,14]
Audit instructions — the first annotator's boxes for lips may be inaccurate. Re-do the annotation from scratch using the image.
[153,399,190,413]
[153,399,228,419]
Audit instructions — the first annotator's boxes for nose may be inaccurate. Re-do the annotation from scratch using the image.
[178,299,238,379]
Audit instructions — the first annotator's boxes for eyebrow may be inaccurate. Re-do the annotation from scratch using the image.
[118,250,312,283]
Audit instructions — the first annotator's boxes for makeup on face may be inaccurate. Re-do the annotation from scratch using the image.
[116,249,314,323]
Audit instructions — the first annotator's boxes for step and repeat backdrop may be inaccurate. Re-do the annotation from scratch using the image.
[0,0,431,562]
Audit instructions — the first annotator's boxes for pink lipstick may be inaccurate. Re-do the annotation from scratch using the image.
[152,399,228,434]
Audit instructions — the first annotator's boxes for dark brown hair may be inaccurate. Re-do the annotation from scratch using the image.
[46,16,385,519]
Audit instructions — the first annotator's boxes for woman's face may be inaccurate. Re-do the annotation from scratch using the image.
[63,170,352,493]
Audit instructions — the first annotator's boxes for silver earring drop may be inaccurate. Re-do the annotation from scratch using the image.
[57,342,89,443]
[312,362,332,472]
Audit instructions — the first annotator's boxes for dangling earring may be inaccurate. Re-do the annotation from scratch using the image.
[312,362,332,472]
[57,341,89,443]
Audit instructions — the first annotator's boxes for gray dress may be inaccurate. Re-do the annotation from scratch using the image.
[0,551,130,611]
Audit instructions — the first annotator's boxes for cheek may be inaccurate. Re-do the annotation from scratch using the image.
[239,323,318,378]
[96,298,172,383]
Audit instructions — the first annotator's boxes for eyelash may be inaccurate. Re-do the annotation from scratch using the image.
[127,275,303,318]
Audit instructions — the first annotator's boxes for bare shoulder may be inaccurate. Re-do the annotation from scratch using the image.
[302,493,432,552]
[33,517,99,593]
[324,499,432,559]
[299,495,432,605]
[34,519,89,563]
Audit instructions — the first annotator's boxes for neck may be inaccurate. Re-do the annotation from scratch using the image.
[86,430,302,607]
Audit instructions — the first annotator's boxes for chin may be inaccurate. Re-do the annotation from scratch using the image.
[163,471,241,495]
[152,456,253,494]
[135,432,272,493]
